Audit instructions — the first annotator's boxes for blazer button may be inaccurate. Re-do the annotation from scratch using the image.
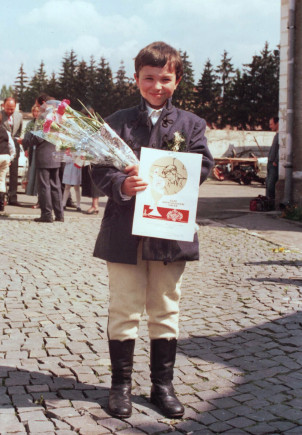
[151,143,156,148]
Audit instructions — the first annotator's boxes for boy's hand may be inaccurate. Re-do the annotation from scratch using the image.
[121,165,148,196]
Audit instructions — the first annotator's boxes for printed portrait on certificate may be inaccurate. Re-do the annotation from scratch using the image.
[132,148,202,242]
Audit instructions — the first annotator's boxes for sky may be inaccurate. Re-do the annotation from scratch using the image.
[0,0,280,90]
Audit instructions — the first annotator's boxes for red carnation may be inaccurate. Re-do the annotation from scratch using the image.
[57,99,71,116]
[43,119,53,133]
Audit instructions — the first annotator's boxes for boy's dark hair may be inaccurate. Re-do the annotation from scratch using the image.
[135,41,183,81]
[272,116,279,124]
[37,93,52,105]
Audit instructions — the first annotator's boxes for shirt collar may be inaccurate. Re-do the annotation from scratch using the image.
[146,104,164,125]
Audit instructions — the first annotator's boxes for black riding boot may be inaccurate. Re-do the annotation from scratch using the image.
[108,339,135,419]
[150,338,184,418]
[0,193,5,212]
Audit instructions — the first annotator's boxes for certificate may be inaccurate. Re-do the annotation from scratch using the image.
[132,147,202,242]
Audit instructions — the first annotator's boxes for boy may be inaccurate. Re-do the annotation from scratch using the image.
[92,41,214,419]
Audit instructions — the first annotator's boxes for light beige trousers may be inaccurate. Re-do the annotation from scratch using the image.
[107,242,186,341]
[0,155,10,193]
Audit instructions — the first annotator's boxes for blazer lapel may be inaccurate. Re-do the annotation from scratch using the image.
[12,113,20,136]
[148,99,177,149]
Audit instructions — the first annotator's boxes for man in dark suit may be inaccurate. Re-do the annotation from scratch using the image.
[33,131,64,222]
[31,98,63,222]
[0,97,23,205]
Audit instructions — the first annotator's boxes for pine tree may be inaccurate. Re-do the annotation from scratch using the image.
[46,72,60,99]
[243,42,279,129]
[23,60,50,110]
[173,51,195,111]
[36,61,48,93]
[58,50,78,104]
[23,73,41,111]
[94,57,114,117]
[226,69,251,129]
[215,51,235,127]
[195,59,220,127]
[0,85,14,100]
[75,59,89,110]
[113,61,132,112]
[215,50,235,99]
[86,56,98,110]
[14,64,28,111]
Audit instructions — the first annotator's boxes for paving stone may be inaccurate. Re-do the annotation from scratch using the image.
[209,421,234,432]
[227,415,259,429]
[2,204,302,433]
[19,410,48,422]
[26,418,55,432]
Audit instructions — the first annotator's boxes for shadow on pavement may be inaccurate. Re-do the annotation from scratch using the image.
[197,196,255,220]
[248,277,302,285]
[246,260,302,266]
[177,311,302,429]
[0,366,155,416]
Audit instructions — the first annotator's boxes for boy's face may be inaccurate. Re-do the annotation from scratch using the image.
[134,64,181,109]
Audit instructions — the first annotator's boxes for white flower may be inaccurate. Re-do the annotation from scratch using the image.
[168,131,186,152]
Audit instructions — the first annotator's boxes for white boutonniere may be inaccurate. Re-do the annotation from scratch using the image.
[166,131,186,152]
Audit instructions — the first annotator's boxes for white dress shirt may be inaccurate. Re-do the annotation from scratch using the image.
[146,105,163,126]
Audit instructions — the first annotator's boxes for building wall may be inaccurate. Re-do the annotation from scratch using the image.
[206,129,274,158]
[293,2,302,186]
[279,0,289,180]
[278,0,302,206]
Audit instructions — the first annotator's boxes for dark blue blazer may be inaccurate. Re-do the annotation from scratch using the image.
[32,136,61,169]
[92,98,214,264]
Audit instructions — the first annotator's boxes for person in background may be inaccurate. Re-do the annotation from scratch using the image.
[0,120,16,212]
[92,41,214,419]
[22,104,40,208]
[35,93,76,209]
[80,106,102,214]
[81,164,101,214]
[62,160,82,211]
[266,116,279,209]
[0,97,23,206]
[33,98,63,223]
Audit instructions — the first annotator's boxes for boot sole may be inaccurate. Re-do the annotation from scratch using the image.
[108,409,132,419]
[150,396,184,419]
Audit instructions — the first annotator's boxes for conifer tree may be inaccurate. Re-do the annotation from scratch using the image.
[23,62,49,111]
[215,50,235,99]
[0,85,14,100]
[226,69,251,129]
[195,59,220,127]
[243,42,279,129]
[46,72,60,99]
[75,59,89,110]
[36,61,48,92]
[58,50,78,104]
[14,64,28,111]
[84,56,97,110]
[94,57,114,117]
[173,51,195,111]
[215,50,235,127]
[23,74,41,110]
[113,61,131,112]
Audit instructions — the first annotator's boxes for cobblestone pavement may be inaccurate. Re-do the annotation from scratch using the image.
[0,212,302,434]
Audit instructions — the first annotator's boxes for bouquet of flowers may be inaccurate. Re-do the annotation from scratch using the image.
[31,99,139,171]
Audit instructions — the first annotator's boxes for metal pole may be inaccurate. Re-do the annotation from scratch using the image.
[283,0,296,205]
